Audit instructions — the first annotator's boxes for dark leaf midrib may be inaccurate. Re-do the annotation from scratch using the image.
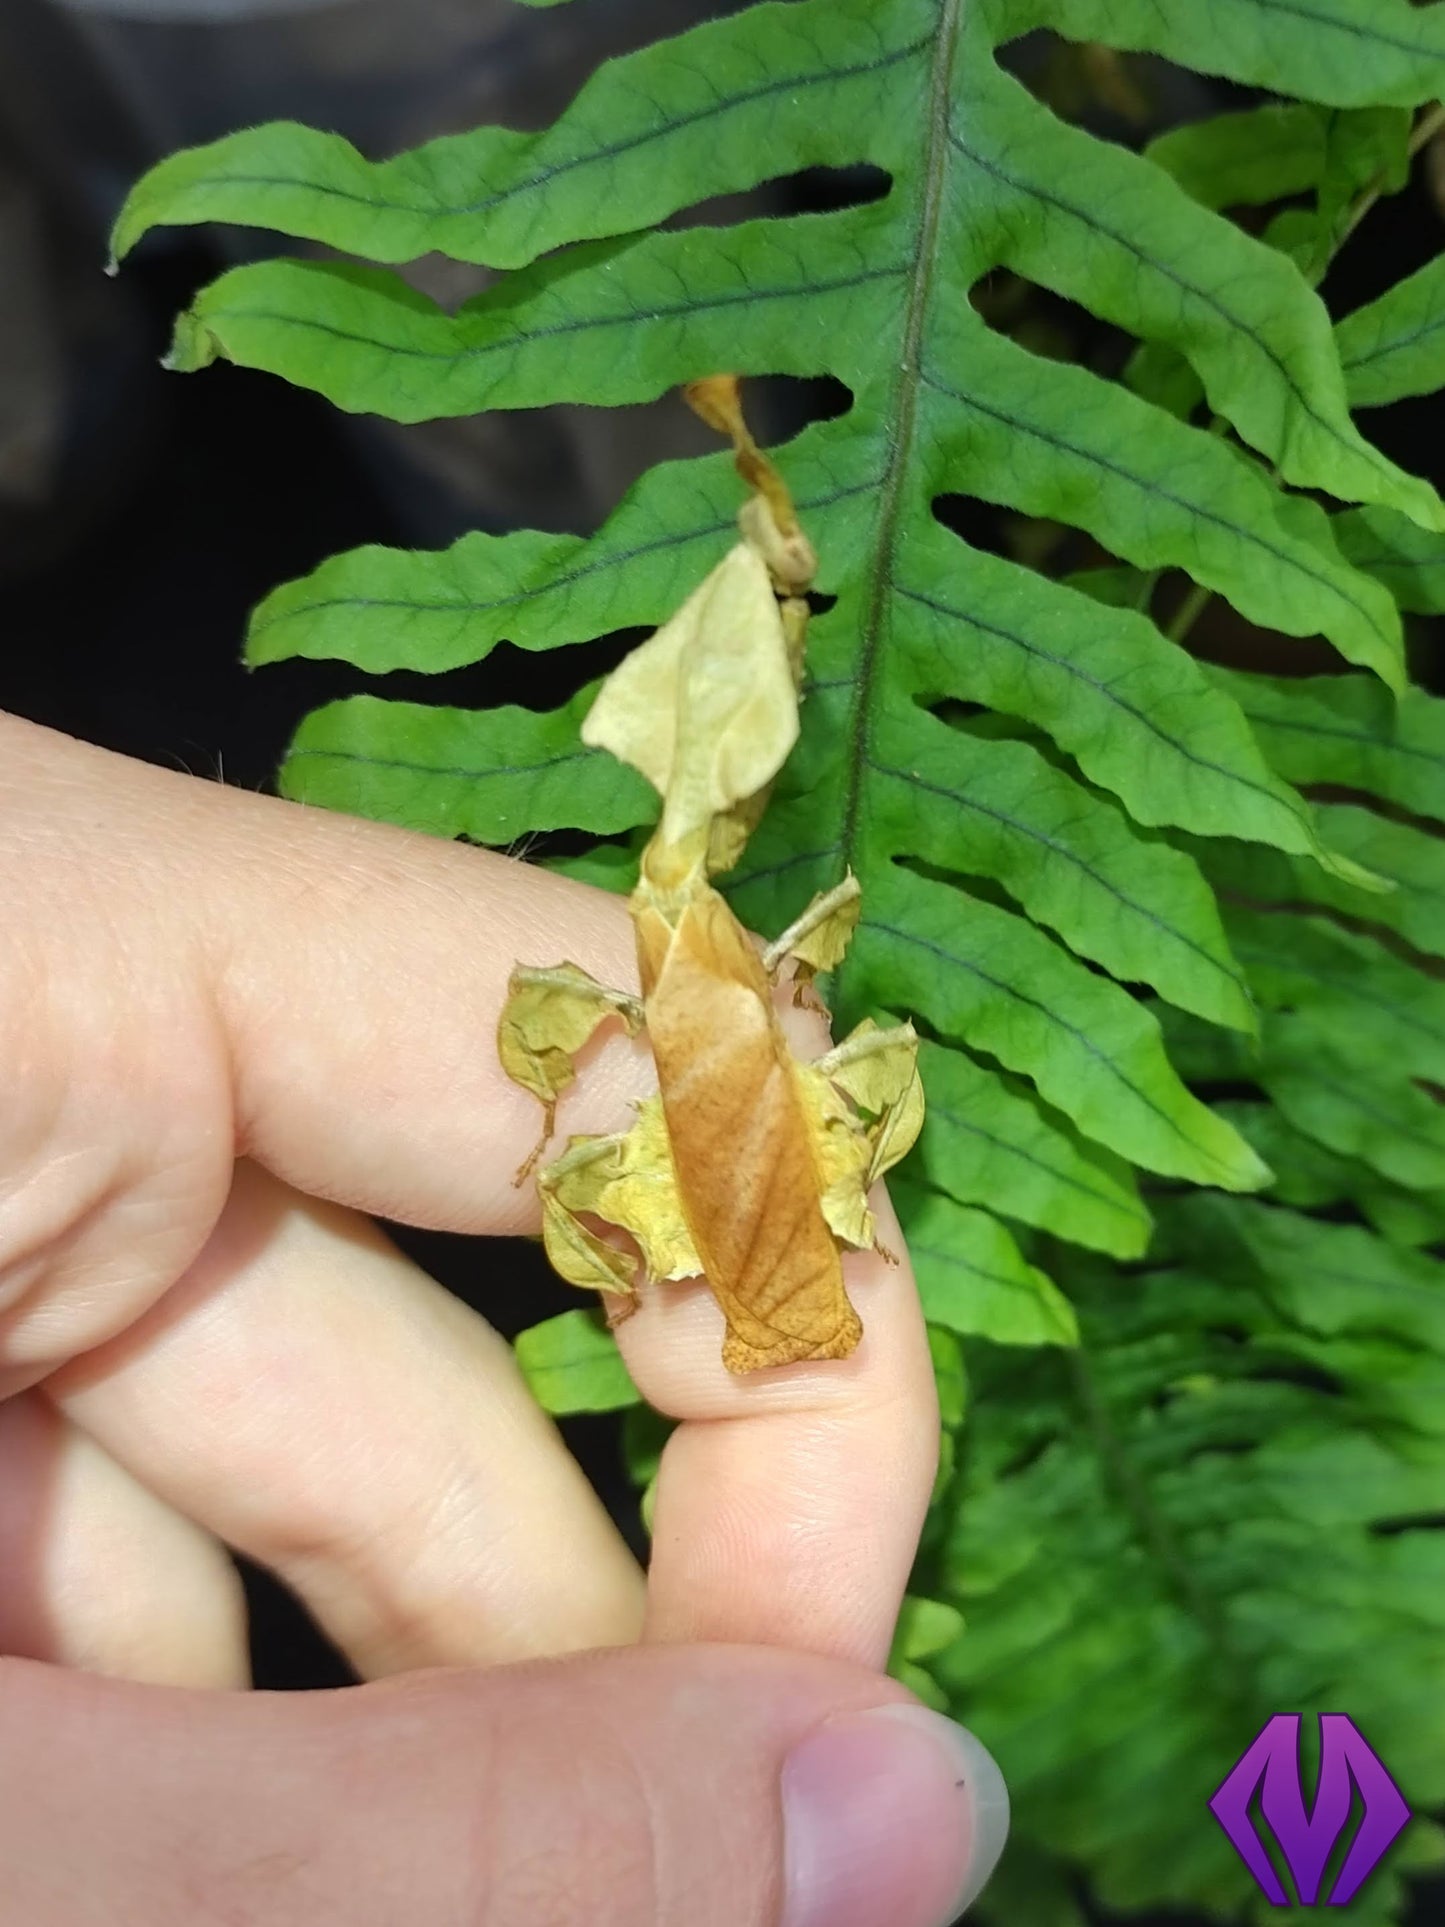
[836,0,962,903]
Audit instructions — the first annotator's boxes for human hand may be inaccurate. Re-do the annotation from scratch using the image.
[0,712,1007,1925]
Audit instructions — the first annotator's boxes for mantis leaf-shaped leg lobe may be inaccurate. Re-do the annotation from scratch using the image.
[816,1018,925,1189]
[763,872,863,1009]
[536,1102,706,1325]
[634,875,863,1373]
[497,962,643,1182]
[538,1154,640,1298]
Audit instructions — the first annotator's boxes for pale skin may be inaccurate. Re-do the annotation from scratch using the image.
[0,710,997,1926]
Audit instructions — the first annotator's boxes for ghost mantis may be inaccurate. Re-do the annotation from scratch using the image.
[497,378,923,1373]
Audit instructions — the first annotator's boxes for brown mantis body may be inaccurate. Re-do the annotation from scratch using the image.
[634,860,863,1371]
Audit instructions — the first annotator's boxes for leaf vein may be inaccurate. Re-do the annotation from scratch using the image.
[870,911,1223,1166]
[892,581,1313,829]
[871,752,1248,1002]
[197,32,932,228]
[948,126,1391,486]
[920,368,1392,654]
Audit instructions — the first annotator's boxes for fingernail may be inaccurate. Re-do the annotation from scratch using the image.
[780,1701,1009,1927]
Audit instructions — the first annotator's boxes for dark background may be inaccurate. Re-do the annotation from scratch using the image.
[2,3,1441,1923]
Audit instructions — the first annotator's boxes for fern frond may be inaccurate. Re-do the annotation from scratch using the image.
[970,667,1445,1914]
[115,0,1445,1916]
[931,1192,1445,1923]
[114,0,1440,1224]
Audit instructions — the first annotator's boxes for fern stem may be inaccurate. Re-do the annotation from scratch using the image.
[837,0,962,895]
[1338,99,1445,247]
[1164,577,1214,644]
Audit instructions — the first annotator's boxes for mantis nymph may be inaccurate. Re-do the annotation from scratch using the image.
[498,379,922,1373]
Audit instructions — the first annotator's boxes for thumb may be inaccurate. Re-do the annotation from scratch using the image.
[0,1643,1009,1927]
